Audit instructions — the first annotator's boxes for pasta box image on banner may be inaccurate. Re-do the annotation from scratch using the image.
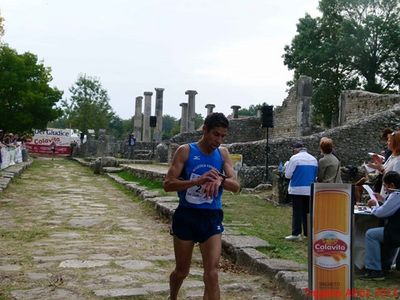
[309,183,354,300]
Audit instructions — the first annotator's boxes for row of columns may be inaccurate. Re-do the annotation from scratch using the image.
[133,88,164,142]
[133,87,243,140]
[178,90,199,133]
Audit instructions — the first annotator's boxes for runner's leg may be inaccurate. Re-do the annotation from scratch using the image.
[199,234,221,300]
[170,236,194,300]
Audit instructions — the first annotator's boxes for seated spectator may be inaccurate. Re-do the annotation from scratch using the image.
[362,171,400,280]
[381,128,393,162]
[317,137,342,183]
[368,131,400,196]
[371,128,394,193]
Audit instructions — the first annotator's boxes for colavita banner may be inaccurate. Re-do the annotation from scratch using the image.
[229,154,243,174]
[26,128,80,156]
[308,183,353,300]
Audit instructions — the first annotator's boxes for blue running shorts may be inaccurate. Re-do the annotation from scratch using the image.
[171,206,224,243]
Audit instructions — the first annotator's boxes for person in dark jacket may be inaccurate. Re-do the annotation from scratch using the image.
[362,171,400,280]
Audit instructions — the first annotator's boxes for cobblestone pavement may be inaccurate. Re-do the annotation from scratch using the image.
[0,159,291,299]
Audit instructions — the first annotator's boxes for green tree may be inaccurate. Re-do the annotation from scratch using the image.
[162,114,178,140]
[62,74,114,135]
[238,103,267,116]
[108,116,132,140]
[283,0,400,126]
[0,45,62,133]
[47,116,69,129]
[194,113,204,130]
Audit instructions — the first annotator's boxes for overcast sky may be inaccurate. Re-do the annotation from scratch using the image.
[1,0,320,120]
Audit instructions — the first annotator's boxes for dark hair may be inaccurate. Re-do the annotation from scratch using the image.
[383,171,400,189]
[203,113,229,131]
[382,128,394,140]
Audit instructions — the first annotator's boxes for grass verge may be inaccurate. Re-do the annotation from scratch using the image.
[223,192,308,264]
[117,171,164,190]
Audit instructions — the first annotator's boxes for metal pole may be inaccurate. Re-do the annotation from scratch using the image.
[265,127,269,182]
[151,127,155,159]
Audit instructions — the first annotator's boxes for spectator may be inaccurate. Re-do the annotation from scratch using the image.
[50,141,56,160]
[317,137,342,183]
[285,141,318,241]
[80,132,85,144]
[128,133,136,159]
[20,136,28,162]
[373,128,394,193]
[368,131,400,196]
[381,128,394,162]
[362,171,400,280]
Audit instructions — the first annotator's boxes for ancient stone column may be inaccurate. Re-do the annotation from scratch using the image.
[296,75,313,136]
[231,105,241,118]
[133,96,143,141]
[185,90,197,132]
[205,104,215,116]
[154,88,164,142]
[180,102,188,133]
[143,91,153,142]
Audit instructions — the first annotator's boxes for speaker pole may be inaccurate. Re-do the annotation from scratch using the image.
[149,116,157,158]
[265,127,269,182]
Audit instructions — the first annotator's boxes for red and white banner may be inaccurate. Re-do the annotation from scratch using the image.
[26,128,80,156]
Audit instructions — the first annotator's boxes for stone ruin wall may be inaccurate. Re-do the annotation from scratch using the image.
[271,86,298,139]
[170,116,264,145]
[166,89,400,170]
[339,90,400,125]
[228,103,400,168]
[78,80,400,173]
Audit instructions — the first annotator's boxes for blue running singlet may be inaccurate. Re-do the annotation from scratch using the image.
[178,143,224,209]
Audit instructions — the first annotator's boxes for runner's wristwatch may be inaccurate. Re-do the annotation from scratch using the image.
[218,172,227,186]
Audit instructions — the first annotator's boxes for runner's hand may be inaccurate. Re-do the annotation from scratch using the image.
[202,176,223,198]
[196,168,220,185]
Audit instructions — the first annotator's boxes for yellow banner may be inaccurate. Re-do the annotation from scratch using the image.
[309,183,353,300]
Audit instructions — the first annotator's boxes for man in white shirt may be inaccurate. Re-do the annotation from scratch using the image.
[284,141,318,241]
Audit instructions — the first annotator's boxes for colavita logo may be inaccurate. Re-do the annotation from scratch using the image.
[314,238,347,255]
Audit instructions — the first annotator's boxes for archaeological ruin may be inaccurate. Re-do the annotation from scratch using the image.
[77,76,400,190]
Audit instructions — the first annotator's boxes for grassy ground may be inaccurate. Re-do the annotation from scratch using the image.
[222,192,308,264]
[222,192,400,292]
[117,170,164,190]
[115,173,400,293]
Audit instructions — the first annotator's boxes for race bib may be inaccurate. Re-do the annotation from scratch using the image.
[186,173,213,204]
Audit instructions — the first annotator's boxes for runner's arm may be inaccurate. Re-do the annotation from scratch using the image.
[220,147,240,193]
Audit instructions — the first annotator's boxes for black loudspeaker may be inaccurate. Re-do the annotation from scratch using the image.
[149,116,157,128]
[261,105,274,128]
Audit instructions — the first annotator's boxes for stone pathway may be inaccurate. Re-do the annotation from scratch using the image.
[0,158,291,299]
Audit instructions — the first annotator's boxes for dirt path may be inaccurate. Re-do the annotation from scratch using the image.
[0,158,290,299]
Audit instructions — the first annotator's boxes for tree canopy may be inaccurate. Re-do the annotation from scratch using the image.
[283,0,400,126]
[0,45,63,133]
[61,74,115,135]
[238,103,267,116]
[162,114,179,140]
